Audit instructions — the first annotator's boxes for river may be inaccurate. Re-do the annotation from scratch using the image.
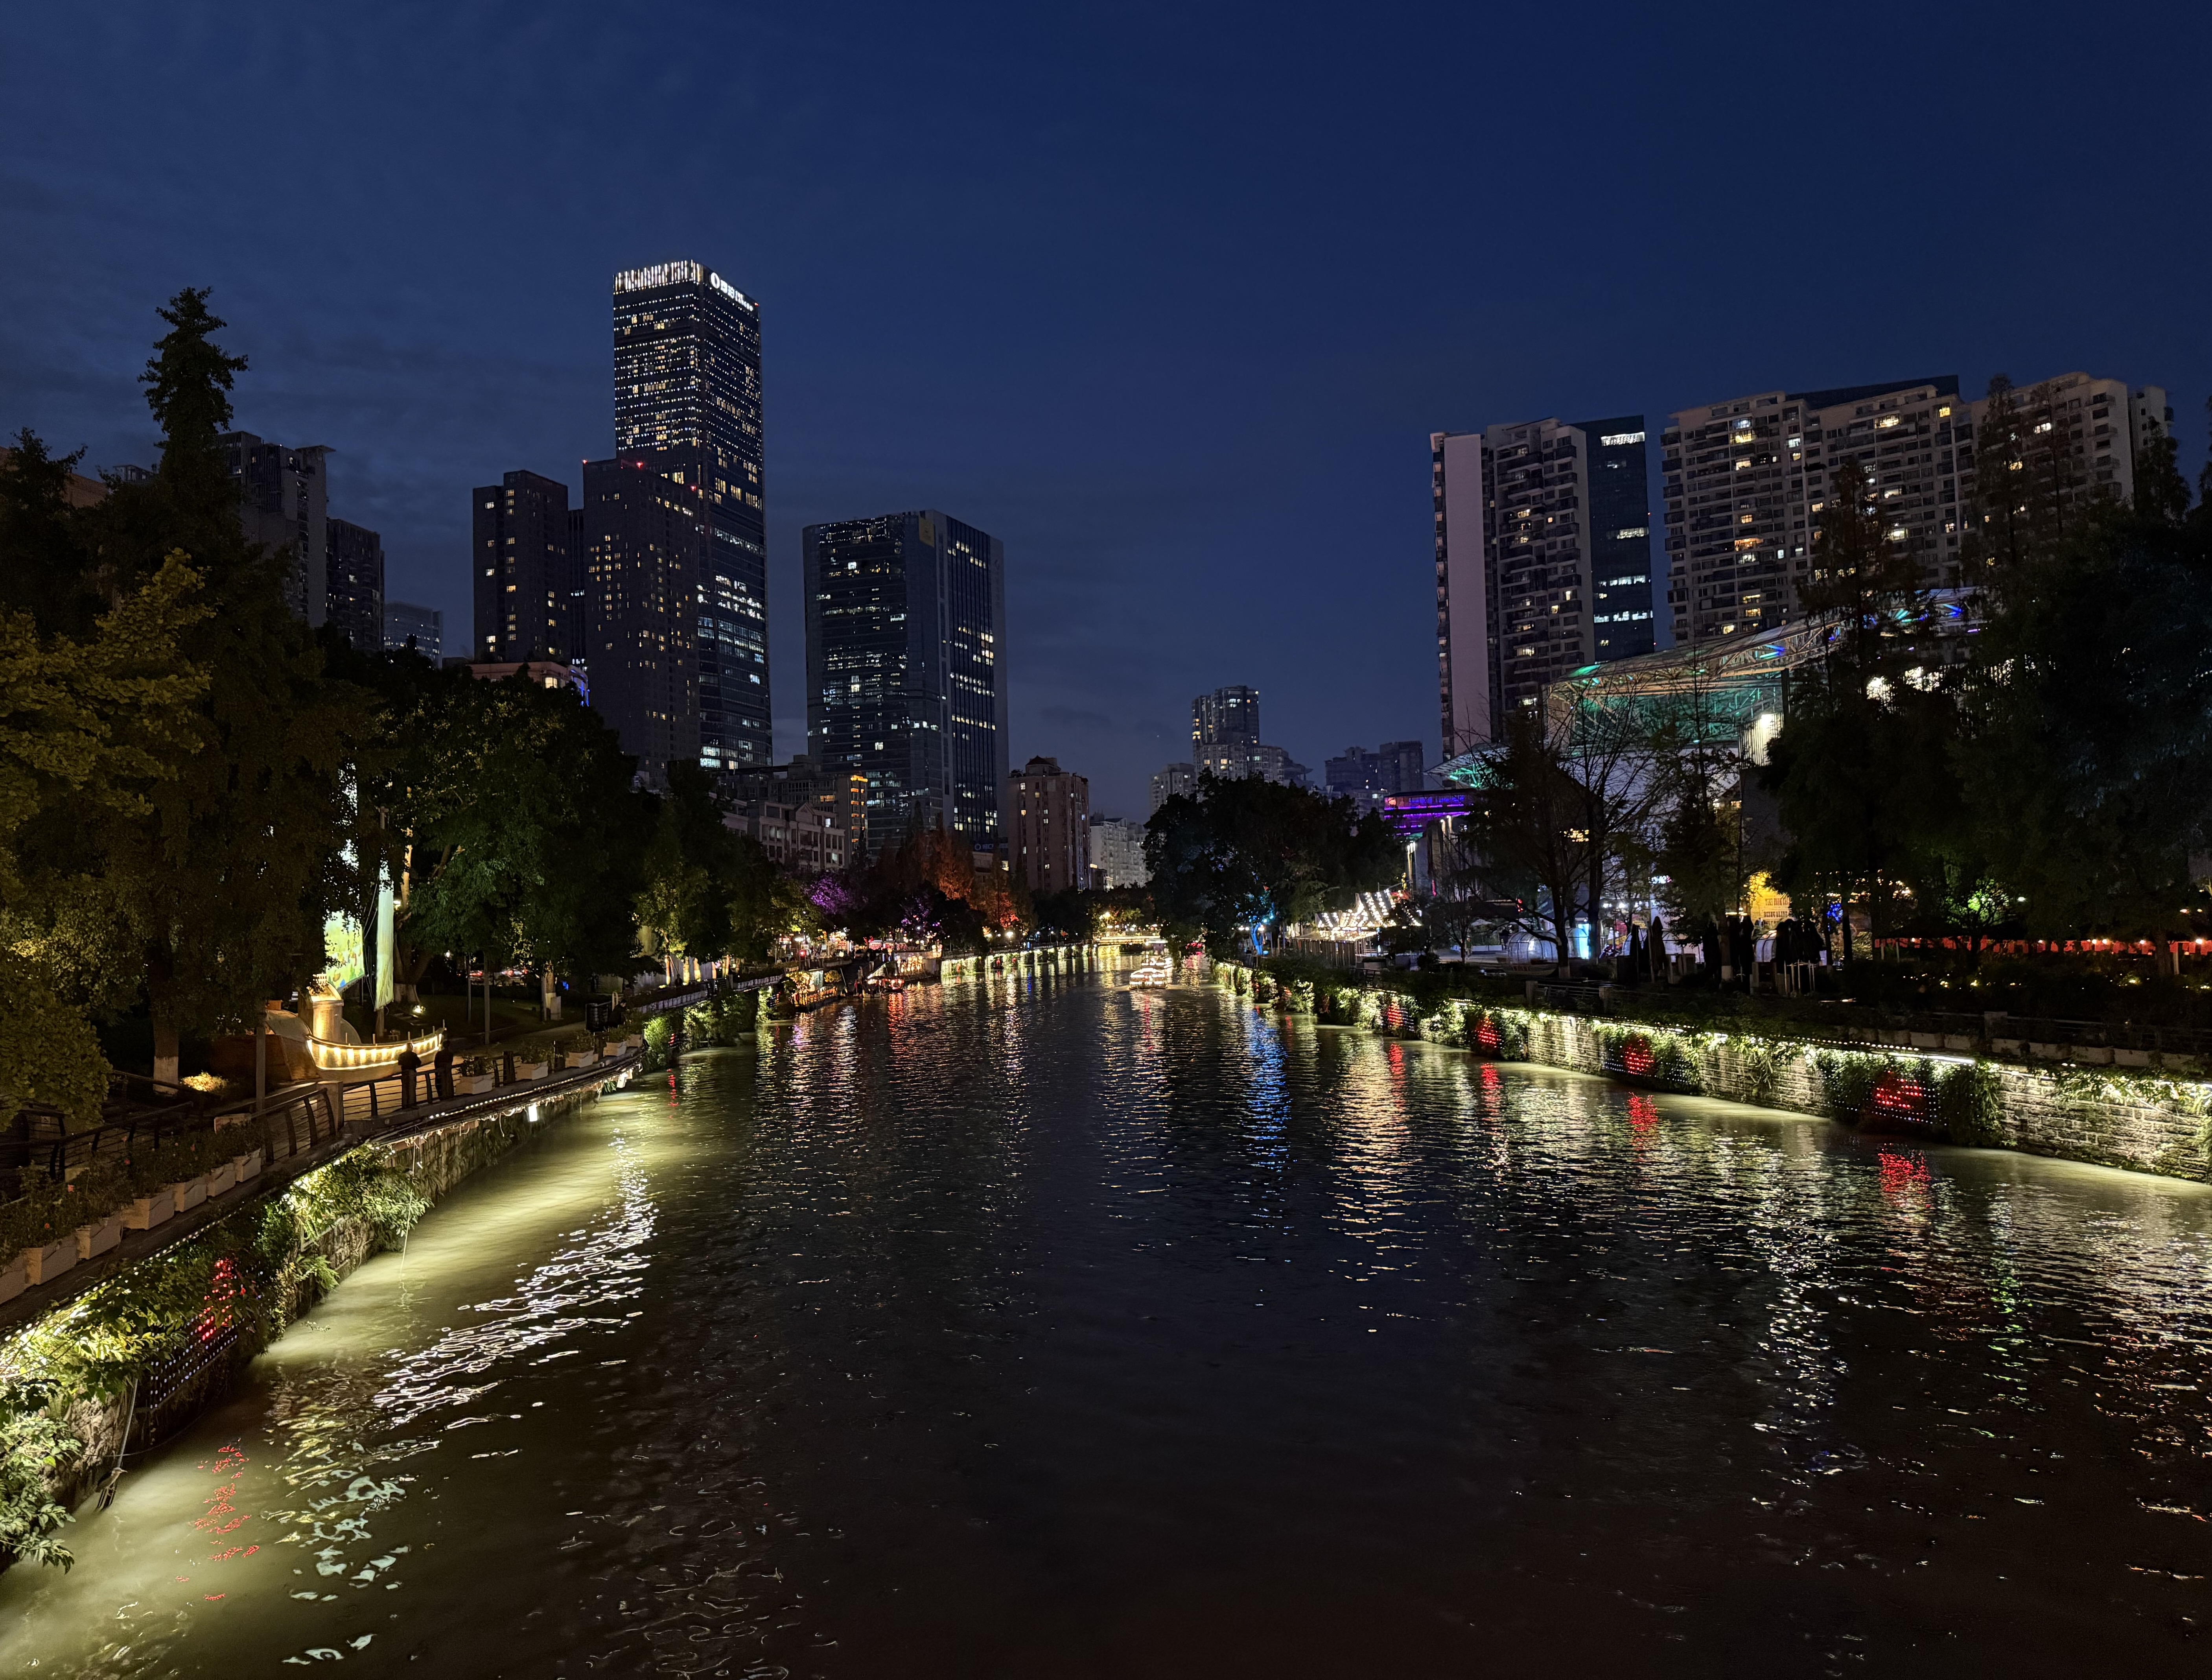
[3,965,2210,1675]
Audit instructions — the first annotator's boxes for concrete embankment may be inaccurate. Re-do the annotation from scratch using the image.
[1221,964,2212,1186]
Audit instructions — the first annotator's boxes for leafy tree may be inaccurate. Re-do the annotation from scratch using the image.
[1451,714,1587,968]
[73,290,355,1081]
[0,552,208,1121]
[1145,773,1400,959]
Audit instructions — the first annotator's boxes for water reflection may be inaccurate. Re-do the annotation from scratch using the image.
[3,974,2211,1674]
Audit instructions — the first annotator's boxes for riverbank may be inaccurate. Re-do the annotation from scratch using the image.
[1221,960,2212,1185]
[0,1054,642,1571]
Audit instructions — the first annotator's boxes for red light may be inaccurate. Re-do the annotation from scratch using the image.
[1621,1036,1655,1077]
[1477,1017,1501,1051]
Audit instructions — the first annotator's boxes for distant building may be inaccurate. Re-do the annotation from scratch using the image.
[383,600,443,661]
[614,260,771,771]
[580,454,705,778]
[1089,816,1149,889]
[1966,372,2173,552]
[1324,741,1427,814]
[1010,756,1089,895]
[1197,741,1311,787]
[0,448,108,506]
[1149,762,1197,814]
[1431,415,1653,752]
[720,755,869,862]
[1191,685,1260,753]
[725,801,847,877]
[466,660,586,698]
[217,432,328,624]
[1190,685,1307,786]
[472,470,573,663]
[803,510,1008,856]
[324,517,383,651]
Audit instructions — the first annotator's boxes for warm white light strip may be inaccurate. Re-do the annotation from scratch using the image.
[304,1027,446,1071]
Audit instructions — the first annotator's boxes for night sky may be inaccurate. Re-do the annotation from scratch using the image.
[5,3,2207,818]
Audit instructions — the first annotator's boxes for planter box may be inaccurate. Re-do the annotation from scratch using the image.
[24,1238,76,1285]
[2114,1048,2152,1068]
[122,1189,175,1230]
[456,1074,495,1095]
[567,1050,598,1070]
[234,1149,263,1182]
[170,1175,209,1213]
[0,1253,24,1305]
[515,1061,549,1081]
[206,1161,237,1197]
[75,1214,123,1261]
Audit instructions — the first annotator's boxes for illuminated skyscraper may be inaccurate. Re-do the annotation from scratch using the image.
[582,455,704,777]
[612,260,770,771]
[471,470,572,662]
[803,510,1007,856]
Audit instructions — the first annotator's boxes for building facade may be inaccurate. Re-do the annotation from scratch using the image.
[580,454,705,777]
[803,510,1008,856]
[613,261,770,771]
[324,517,384,652]
[1324,740,1427,814]
[1966,372,2172,555]
[1431,416,1654,752]
[720,755,870,863]
[217,432,328,624]
[472,470,573,663]
[1010,756,1089,895]
[1149,762,1197,814]
[383,600,442,661]
[725,801,848,877]
[1089,816,1149,889]
[1191,685,1260,754]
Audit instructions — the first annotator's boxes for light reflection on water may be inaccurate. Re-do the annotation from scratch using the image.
[2,970,2211,1675]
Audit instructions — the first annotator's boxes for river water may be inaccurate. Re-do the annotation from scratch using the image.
[4,966,2211,1675]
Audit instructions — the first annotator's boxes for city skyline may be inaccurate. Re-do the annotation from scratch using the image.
[4,4,2205,818]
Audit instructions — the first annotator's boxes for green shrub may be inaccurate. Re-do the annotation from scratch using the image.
[0,1385,80,1571]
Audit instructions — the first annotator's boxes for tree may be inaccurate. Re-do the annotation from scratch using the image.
[0,553,208,1121]
[1145,774,1400,959]
[74,290,355,1082]
[1451,714,1588,968]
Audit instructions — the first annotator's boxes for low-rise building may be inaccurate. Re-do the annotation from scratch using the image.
[726,800,847,876]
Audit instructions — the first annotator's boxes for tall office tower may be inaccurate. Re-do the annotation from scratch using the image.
[472,470,573,662]
[324,517,384,651]
[1192,685,1260,754]
[1660,377,1968,647]
[1967,373,2172,547]
[613,260,770,771]
[1011,756,1090,894]
[1149,762,1197,814]
[803,510,1008,855]
[218,432,328,623]
[582,455,705,777]
[383,600,443,661]
[1431,418,1654,753]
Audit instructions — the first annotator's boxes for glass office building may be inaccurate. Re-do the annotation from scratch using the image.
[613,261,770,771]
[802,511,1007,857]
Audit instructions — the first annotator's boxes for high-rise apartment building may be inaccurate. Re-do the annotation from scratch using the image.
[1966,373,2173,551]
[382,601,443,661]
[613,261,770,771]
[218,432,328,623]
[1431,417,1653,752]
[1089,816,1150,889]
[1192,685,1260,753]
[580,455,705,776]
[1011,756,1089,894]
[324,517,384,652]
[1149,762,1197,814]
[803,510,1008,855]
[472,470,573,663]
[1660,377,1966,646]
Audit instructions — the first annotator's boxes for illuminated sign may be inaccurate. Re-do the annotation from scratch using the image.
[613,262,759,313]
[1599,431,1646,446]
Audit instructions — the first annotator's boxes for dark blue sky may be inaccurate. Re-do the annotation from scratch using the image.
[5,2,2206,816]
